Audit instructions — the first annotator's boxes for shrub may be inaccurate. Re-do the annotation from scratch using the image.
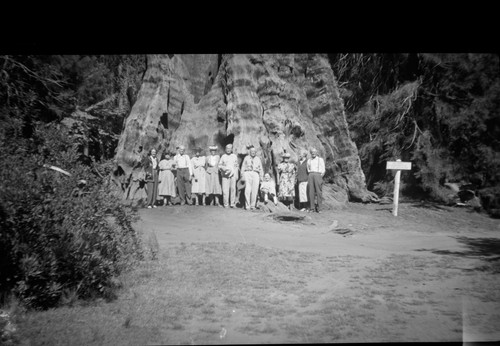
[0,123,143,309]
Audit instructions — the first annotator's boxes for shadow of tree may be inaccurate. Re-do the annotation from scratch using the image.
[416,236,500,273]
[417,236,500,258]
[409,201,452,211]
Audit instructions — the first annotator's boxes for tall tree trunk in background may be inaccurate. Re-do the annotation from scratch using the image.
[114,54,378,206]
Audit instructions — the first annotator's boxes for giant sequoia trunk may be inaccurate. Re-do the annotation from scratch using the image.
[114,54,378,206]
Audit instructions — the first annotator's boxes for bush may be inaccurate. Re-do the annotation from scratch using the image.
[330,53,500,213]
[0,123,143,309]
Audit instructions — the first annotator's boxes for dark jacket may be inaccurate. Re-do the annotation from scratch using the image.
[143,156,159,180]
[296,159,308,183]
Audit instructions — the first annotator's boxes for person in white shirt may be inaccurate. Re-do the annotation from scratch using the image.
[241,145,263,210]
[174,145,193,206]
[219,144,239,208]
[306,148,325,213]
[260,173,278,205]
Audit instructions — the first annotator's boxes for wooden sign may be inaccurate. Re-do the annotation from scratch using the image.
[386,161,412,170]
[386,159,412,217]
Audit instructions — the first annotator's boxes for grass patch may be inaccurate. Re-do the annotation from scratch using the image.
[13,242,500,344]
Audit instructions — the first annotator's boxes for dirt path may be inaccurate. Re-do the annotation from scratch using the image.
[133,201,500,343]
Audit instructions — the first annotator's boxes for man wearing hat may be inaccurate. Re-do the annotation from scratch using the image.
[306,148,325,213]
[205,145,222,206]
[174,145,193,205]
[219,144,239,208]
[241,145,263,210]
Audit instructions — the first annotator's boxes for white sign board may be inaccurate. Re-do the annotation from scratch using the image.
[386,161,412,170]
[386,160,412,217]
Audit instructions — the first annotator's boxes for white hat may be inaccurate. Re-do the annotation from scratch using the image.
[209,145,218,151]
[225,144,233,148]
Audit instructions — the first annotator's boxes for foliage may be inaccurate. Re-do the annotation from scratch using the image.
[0,55,146,159]
[330,53,500,210]
[0,123,143,309]
[0,54,147,309]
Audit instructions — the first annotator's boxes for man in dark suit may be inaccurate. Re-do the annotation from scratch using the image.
[143,148,160,208]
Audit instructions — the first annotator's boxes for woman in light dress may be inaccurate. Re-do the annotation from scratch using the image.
[205,145,222,206]
[191,148,207,206]
[158,151,176,206]
[277,151,296,210]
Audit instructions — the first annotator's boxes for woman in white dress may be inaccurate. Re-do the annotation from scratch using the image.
[158,151,176,206]
[191,148,207,205]
[205,145,222,206]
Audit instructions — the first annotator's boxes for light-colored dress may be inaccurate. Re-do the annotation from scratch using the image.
[205,154,222,194]
[158,159,176,197]
[191,156,206,194]
[278,162,296,199]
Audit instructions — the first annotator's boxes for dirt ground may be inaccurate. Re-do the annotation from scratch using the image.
[14,200,500,345]
[135,200,500,344]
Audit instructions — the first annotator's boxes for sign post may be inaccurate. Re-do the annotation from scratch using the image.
[386,159,412,216]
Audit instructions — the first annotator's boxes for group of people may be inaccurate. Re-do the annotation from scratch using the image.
[141,143,325,213]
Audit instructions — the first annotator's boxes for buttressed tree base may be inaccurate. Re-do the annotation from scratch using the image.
[114,54,379,206]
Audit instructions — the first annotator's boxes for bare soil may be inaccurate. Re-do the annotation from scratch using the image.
[134,201,500,343]
[15,200,500,345]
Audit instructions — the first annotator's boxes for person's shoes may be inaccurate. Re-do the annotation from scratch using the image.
[147,205,152,209]
[300,208,306,212]
[153,205,157,208]
[230,205,235,208]
[180,201,186,206]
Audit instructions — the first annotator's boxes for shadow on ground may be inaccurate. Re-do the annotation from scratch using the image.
[409,201,453,211]
[416,236,500,273]
[375,201,452,213]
